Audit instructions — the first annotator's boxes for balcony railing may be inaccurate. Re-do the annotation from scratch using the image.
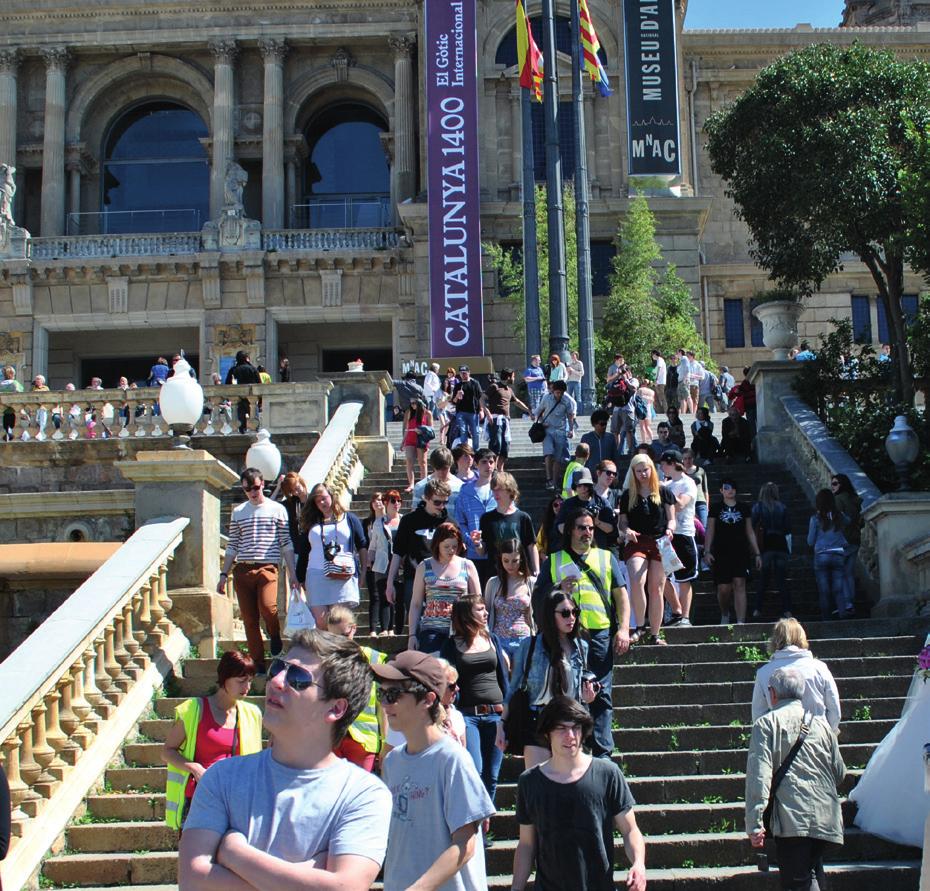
[262,228,400,251]
[66,209,202,236]
[30,232,202,260]
[291,195,391,229]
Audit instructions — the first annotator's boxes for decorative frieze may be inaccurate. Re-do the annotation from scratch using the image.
[107,276,129,314]
[330,48,355,82]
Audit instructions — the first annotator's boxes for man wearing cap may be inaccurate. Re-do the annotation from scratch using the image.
[660,449,698,627]
[554,466,619,552]
[451,365,484,451]
[374,651,495,891]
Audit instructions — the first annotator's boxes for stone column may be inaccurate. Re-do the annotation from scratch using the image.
[65,145,86,232]
[208,39,238,219]
[389,34,416,204]
[40,47,69,237]
[0,49,20,169]
[259,39,287,230]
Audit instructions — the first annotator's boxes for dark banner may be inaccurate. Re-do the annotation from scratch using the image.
[622,0,681,177]
[425,0,485,358]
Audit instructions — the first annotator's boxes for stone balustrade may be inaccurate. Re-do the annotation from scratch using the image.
[262,228,400,251]
[0,517,191,891]
[0,381,331,442]
[297,400,364,508]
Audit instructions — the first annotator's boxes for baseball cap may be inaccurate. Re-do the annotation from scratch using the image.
[458,364,470,372]
[659,449,683,465]
[573,467,595,488]
[370,650,447,698]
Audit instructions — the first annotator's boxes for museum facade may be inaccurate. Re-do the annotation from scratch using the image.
[0,0,926,385]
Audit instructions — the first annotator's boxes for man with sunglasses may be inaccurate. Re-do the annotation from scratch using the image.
[386,478,451,635]
[371,651,495,891]
[218,468,301,673]
[179,629,392,891]
[412,446,463,514]
[554,465,619,552]
[533,506,631,759]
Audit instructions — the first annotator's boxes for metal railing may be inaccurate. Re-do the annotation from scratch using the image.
[0,518,190,891]
[66,209,202,236]
[291,195,391,229]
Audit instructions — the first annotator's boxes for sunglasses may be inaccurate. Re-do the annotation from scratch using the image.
[387,497,402,503]
[602,469,617,476]
[431,499,449,507]
[556,607,581,618]
[377,685,413,704]
[268,658,318,691]
[574,524,594,532]
[447,681,459,691]
[244,484,263,493]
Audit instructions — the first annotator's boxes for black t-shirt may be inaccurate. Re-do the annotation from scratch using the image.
[479,508,536,567]
[618,487,675,537]
[555,495,618,551]
[516,758,635,891]
[453,378,483,413]
[392,505,448,574]
[709,500,752,556]
[224,362,261,385]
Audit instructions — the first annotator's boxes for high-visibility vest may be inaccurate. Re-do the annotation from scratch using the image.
[550,547,613,631]
[164,696,263,829]
[348,646,387,754]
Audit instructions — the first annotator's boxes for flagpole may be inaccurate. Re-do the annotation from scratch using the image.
[540,0,569,363]
[521,86,541,363]
[570,0,595,413]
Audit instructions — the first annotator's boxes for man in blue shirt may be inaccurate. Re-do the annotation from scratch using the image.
[580,409,618,475]
[453,448,497,587]
[522,354,546,415]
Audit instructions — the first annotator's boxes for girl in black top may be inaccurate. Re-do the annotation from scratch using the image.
[618,453,677,645]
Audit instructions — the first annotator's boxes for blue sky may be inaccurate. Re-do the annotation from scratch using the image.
[685,0,845,30]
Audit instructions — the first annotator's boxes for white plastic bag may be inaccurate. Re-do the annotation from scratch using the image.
[656,535,684,576]
[284,590,315,637]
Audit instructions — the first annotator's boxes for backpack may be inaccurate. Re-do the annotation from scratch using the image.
[633,393,648,420]
[607,377,634,407]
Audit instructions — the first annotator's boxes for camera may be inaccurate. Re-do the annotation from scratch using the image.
[581,671,601,692]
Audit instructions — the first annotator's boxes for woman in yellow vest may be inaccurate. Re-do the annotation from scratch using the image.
[161,649,263,830]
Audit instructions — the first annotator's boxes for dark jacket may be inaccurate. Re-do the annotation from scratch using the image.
[225,361,261,385]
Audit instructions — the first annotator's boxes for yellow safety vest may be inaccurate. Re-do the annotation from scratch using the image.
[348,646,387,754]
[164,696,263,829]
[550,547,613,632]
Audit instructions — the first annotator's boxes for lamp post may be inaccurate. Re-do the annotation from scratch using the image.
[885,415,920,491]
[245,428,282,488]
[158,357,204,449]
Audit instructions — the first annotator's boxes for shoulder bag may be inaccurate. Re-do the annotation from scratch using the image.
[529,396,561,443]
[504,635,539,756]
[762,715,811,834]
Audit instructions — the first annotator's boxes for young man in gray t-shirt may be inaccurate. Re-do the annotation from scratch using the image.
[373,650,495,891]
[178,629,391,889]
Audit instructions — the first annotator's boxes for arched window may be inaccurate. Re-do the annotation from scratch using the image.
[495,15,607,67]
[303,104,390,228]
[101,101,209,234]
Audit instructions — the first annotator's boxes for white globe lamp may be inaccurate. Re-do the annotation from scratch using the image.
[245,428,282,484]
[159,355,203,449]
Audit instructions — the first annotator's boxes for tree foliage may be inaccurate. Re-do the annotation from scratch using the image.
[705,42,930,405]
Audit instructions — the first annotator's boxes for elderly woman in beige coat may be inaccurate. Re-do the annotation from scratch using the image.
[745,667,846,891]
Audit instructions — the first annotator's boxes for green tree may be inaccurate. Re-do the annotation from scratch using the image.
[705,42,930,406]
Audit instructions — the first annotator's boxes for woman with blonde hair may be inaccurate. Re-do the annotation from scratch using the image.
[618,454,676,645]
[751,618,841,731]
[276,472,310,583]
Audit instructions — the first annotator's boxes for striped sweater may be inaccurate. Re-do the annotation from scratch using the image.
[227,499,292,563]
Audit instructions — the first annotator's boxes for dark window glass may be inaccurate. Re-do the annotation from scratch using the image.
[724,299,745,348]
[303,104,390,228]
[590,240,615,295]
[531,101,576,181]
[851,295,872,344]
[495,16,607,67]
[877,294,918,343]
[101,102,209,234]
[748,298,764,348]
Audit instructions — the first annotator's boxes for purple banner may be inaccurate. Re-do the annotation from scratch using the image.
[426,0,485,358]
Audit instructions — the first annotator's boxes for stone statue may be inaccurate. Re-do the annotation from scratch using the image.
[223,161,248,215]
[202,160,260,251]
[0,164,16,227]
[0,164,29,259]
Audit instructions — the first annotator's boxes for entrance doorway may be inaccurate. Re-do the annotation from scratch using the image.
[320,348,392,374]
[80,355,200,387]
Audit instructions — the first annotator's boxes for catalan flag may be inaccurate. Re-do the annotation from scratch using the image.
[516,0,544,102]
[579,0,612,97]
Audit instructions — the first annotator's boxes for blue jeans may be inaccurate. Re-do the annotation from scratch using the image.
[463,712,503,803]
[842,546,858,613]
[586,628,614,759]
[416,627,450,655]
[567,380,581,405]
[755,551,790,614]
[499,636,526,660]
[454,411,480,450]
[814,552,845,618]
[695,501,708,529]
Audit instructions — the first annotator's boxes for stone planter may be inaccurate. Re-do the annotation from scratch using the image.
[751,300,804,360]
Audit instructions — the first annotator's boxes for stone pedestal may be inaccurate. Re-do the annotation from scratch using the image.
[319,370,392,438]
[863,494,930,617]
[749,361,801,463]
[116,450,239,649]
[260,381,331,434]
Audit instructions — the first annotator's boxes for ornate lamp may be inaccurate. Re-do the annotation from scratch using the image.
[245,428,282,485]
[158,356,203,449]
[885,415,920,491]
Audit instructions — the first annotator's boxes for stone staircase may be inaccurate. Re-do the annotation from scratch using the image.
[36,415,924,889]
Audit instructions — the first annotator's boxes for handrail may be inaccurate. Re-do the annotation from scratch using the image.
[0,518,190,890]
[299,401,364,506]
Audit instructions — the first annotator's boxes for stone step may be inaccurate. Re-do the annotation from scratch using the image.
[42,851,177,887]
[67,821,177,854]
[86,792,166,821]
[105,766,166,792]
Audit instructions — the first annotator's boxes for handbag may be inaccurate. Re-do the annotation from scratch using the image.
[762,715,811,834]
[284,590,316,636]
[503,635,538,756]
[320,522,356,580]
[656,535,684,575]
[529,397,561,443]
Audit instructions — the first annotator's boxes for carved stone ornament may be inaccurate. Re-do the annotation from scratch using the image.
[330,48,356,82]
[214,324,256,348]
[0,332,23,355]
[0,164,30,260]
[208,39,239,65]
[0,49,20,75]
[40,46,70,73]
[202,161,261,251]
[259,38,288,64]
[388,35,416,57]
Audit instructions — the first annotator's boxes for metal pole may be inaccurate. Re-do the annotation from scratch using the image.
[540,0,569,362]
[521,87,542,363]
[570,0,595,412]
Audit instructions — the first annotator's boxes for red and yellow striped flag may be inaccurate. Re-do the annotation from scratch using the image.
[516,0,544,102]
[579,0,612,96]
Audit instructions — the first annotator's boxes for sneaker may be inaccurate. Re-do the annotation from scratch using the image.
[720,612,731,625]
[545,481,555,491]
[665,613,684,627]
[678,617,692,627]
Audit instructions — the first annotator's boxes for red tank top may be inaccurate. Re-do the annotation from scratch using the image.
[184,697,237,798]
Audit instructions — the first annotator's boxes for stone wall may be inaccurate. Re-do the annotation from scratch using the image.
[0,579,77,659]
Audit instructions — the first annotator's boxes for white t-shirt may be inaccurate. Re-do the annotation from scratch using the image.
[185,748,391,867]
[654,357,667,386]
[423,371,441,399]
[666,474,697,537]
[677,355,690,383]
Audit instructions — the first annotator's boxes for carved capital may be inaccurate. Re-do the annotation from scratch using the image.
[388,34,416,58]
[0,49,21,75]
[40,46,70,74]
[259,38,288,64]
[330,47,356,82]
[208,39,239,65]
